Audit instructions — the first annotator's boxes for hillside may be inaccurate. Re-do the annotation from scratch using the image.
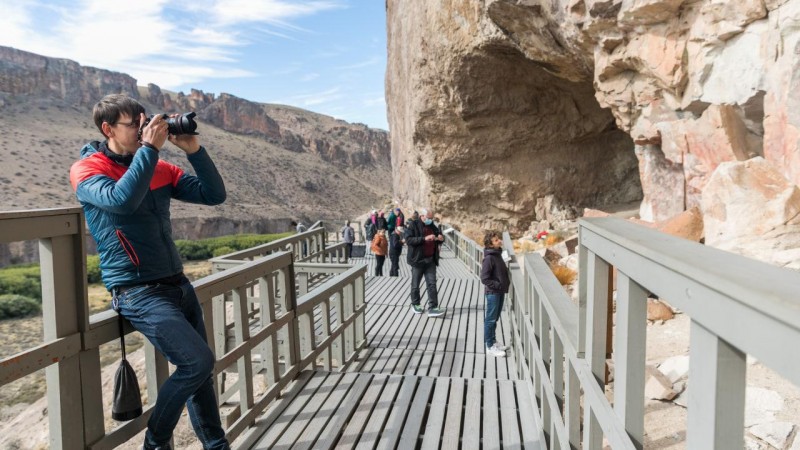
[0,46,392,244]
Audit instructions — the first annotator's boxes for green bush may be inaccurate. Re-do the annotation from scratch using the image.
[212,246,235,257]
[175,240,212,261]
[0,264,41,301]
[0,294,41,319]
[86,254,102,284]
[175,232,294,261]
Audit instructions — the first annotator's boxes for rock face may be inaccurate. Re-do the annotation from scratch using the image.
[0,46,393,266]
[386,0,800,267]
[386,1,642,231]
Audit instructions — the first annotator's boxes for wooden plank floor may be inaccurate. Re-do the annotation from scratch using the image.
[240,246,545,449]
[242,370,544,449]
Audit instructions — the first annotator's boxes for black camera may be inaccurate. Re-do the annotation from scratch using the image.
[138,112,199,141]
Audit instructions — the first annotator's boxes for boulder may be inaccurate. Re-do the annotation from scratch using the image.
[702,157,800,268]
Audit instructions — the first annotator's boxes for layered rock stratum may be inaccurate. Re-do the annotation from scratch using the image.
[0,46,392,264]
[386,0,800,268]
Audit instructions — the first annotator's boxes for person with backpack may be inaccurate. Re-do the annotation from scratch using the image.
[480,230,511,357]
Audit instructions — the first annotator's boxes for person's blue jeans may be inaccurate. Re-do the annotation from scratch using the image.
[410,261,438,308]
[484,293,505,348]
[115,278,229,450]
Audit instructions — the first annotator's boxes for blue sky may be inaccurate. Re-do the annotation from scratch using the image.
[0,1,389,130]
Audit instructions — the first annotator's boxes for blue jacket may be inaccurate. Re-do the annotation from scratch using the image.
[70,141,226,290]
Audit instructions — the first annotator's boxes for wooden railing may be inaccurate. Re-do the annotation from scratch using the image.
[440,219,800,449]
[0,208,366,449]
[506,217,800,449]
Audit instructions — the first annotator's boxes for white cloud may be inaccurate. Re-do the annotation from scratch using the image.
[336,56,381,70]
[0,0,343,87]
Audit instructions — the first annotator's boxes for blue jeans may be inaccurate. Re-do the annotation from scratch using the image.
[115,279,229,450]
[484,293,505,348]
[410,261,438,308]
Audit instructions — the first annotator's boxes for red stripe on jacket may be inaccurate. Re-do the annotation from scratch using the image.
[70,152,184,191]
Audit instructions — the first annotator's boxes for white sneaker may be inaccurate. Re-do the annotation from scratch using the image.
[494,343,509,351]
[486,345,506,357]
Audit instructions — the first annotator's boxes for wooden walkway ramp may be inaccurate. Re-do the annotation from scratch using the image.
[239,248,545,449]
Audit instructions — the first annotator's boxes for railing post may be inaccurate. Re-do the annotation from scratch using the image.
[614,273,647,449]
[40,234,91,450]
[583,250,610,450]
[282,264,300,371]
[687,321,746,450]
[354,275,365,348]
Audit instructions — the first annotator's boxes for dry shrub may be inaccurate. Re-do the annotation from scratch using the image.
[544,232,565,247]
[550,264,577,286]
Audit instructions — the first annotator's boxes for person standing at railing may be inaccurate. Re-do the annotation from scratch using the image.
[480,231,511,358]
[371,229,389,276]
[389,226,405,276]
[364,210,377,254]
[69,94,230,450]
[292,220,308,257]
[341,221,356,259]
[405,208,446,317]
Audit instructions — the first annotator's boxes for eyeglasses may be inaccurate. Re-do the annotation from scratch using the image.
[114,120,140,129]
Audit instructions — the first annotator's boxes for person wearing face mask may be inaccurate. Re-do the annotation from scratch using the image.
[404,208,446,317]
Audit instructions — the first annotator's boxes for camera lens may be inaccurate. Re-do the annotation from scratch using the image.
[167,112,198,135]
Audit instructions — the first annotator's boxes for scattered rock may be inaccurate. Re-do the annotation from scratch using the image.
[656,207,705,242]
[647,299,675,322]
[645,365,677,401]
[748,422,795,449]
[745,386,784,427]
[657,355,690,383]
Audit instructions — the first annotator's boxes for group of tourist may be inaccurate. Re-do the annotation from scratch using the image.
[72,94,512,449]
[342,207,511,356]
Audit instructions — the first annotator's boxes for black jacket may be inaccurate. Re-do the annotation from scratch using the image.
[481,248,510,294]
[389,231,404,256]
[404,219,443,267]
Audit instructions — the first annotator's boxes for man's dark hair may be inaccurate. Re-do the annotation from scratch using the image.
[93,94,146,138]
[483,230,502,248]
[290,221,297,226]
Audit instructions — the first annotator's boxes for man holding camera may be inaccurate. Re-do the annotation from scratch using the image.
[69,94,229,450]
[404,208,446,317]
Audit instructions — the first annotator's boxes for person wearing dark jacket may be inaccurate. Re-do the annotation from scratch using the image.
[70,94,229,450]
[480,231,511,357]
[404,208,446,317]
[389,226,405,276]
[375,211,388,231]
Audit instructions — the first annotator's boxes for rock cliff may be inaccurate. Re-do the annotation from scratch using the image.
[386,0,800,267]
[0,46,392,266]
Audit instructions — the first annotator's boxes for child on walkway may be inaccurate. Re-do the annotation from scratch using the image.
[480,231,510,357]
[371,229,389,276]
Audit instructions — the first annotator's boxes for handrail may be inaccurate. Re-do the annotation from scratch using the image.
[0,209,367,449]
[504,216,800,449]
[209,225,327,264]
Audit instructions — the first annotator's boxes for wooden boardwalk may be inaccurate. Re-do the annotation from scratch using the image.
[240,248,545,449]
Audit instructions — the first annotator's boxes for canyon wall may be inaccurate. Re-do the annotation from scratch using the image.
[386,0,800,267]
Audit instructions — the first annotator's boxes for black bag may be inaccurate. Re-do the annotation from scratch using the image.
[112,314,143,421]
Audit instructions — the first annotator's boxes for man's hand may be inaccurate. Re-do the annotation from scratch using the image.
[167,113,201,154]
[139,113,168,150]
[425,234,435,241]
[436,235,444,242]
[168,133,200,154]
